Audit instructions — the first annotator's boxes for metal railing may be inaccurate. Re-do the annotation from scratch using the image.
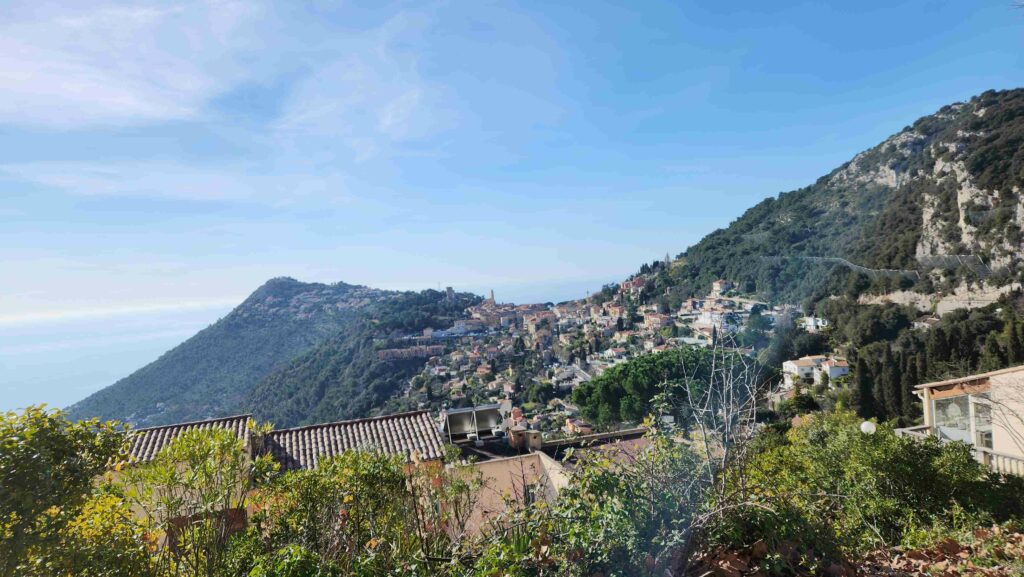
[895,425,1024,477]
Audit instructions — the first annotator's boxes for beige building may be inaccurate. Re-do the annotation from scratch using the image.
[900,365,1024,476]
[462,452,569,536]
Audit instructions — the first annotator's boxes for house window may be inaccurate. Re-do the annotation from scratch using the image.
[932,392,993,450]
[933,395,971,443]
[971,393,993,450]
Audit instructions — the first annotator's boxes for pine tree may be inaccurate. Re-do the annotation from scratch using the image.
[855,357,875,419]
[916,351,929,383]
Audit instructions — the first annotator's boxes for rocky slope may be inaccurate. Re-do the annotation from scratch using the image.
[655,89,1024,306]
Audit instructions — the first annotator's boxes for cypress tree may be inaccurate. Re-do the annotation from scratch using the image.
[901,355,919,421]
[917,349,929,382]
[947,324,965,366]
[855,356,875,419]
[1007,312,1024,365]
[926,326,950,367]
[881,345,901,419]
[871,359,885,418]
[979,331,1006,372]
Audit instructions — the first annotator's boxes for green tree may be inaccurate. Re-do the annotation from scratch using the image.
[916,353,929,387]
[854,357,875,419]
[926,326,951,368]
[0,406,127,577]
[979,331,1006,372]
[122,426,278,577]
[899,355,919,422]
[733,411,1024,558]
[247,448,479,577]
[879,346,901,419]
[1005,311,1024,364]
[36,491,158,577]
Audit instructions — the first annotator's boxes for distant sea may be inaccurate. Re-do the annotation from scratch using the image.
[0,276,618,414]
[464,277,614,306]
[0,305,234,413]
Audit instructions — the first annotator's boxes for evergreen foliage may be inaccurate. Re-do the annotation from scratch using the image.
[633,89,1024,306]
[68,279,479,428]
[249,289,476,427]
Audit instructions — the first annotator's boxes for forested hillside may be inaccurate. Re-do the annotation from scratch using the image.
[249,290,478,428]
[66,279,477,427]
[634,89,1024,307]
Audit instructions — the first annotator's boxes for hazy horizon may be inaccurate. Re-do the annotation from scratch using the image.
[0,275,618,412]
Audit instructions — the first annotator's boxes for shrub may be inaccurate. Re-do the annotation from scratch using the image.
[0,406,127,577]
[712,411,1024,564]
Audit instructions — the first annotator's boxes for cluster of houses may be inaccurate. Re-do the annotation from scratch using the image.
[375,278,798,433]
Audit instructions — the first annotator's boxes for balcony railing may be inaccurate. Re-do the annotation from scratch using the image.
[976,447,1024,476]
[895,425,1024,477]
[894,424,931,440]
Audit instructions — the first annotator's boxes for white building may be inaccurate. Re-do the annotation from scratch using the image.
[815,358,850,385]
[801,316,830,333]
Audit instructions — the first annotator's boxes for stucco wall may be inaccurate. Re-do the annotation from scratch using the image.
[990,372,1024,459]
[462,452,568,536]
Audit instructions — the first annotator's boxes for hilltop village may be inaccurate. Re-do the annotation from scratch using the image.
[379,269,834,437]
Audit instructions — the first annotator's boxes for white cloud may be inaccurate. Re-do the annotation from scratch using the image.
[0,3,454,196]
[0,0,263,128]
[274,10,451,160]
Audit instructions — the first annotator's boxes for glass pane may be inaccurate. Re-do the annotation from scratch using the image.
[934,396,971,443]
[972,394,993,450]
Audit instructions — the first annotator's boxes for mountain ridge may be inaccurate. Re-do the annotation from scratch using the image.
[68,88,1024,427]
[629,88,1024,310]
[66,277,397,426]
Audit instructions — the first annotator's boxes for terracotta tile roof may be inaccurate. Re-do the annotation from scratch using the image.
[128,414,252,463]
[265,410,444,470]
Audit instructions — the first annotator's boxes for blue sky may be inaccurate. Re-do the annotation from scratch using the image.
[1,0,1022,410]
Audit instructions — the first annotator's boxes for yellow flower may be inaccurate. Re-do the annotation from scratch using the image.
[367,537,379,549]
[343,494,353,504]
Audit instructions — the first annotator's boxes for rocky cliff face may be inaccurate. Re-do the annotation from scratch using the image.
[838,95,1022,272]
[661,88,1024,305]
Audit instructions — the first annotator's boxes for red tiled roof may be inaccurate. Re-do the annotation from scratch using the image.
[265,410,444,470]
[128,414,252,463]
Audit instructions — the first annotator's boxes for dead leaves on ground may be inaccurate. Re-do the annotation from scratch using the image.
[683,526,1023,577]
